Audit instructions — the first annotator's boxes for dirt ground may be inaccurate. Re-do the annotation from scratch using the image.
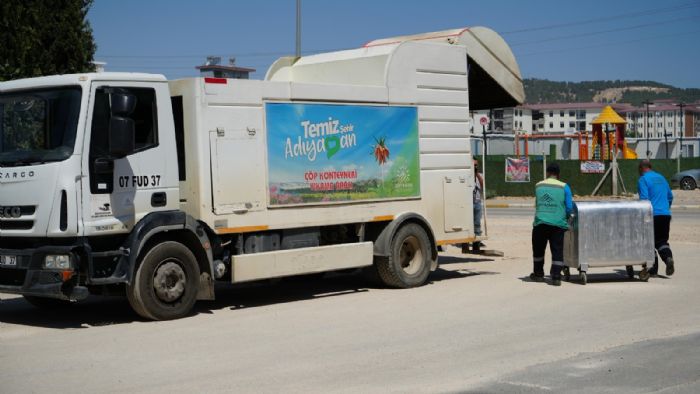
[491,189,700,206]
[1,209,699,393]
[479,206,699,253]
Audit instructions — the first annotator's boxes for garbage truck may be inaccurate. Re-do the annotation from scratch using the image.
[0,27,524,320]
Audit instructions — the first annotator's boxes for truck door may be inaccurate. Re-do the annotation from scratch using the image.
[81,82,178,236]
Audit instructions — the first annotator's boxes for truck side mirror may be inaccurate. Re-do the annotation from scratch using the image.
[109,117,135,157]
[110,92,136,116]
[108,92,136,157]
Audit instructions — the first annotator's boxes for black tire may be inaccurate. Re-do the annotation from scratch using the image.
[362,264,383,287]
[680,177,697,190]
[579,271,587,285]
[23,295,74,309]
[639,268,650,282]
[126,241,200,320]
[626,265,635,279]
[563,267,571,281]
[376,223,432,288]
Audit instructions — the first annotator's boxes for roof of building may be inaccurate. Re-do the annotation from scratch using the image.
[196,64,256,73]
[626,103,700,113]
[519,102,627,111]
[517,101,700,114]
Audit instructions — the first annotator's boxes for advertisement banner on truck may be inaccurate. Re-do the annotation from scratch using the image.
[265,103,420,206]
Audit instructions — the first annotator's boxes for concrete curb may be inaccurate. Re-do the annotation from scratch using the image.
[486,203,533,208]
[486,202,700,210]
[673,205,700,210]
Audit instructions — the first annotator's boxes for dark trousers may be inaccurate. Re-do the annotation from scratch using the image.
[653,215,673,268]
[532,224,566,279]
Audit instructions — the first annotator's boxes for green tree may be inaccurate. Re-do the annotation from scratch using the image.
[0,0,96,81]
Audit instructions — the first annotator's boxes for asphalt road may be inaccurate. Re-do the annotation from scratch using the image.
[470,332,700,393]
[1,210,699,393]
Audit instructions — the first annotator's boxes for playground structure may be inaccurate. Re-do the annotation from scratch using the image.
[515,132,590,159]
[513,105,637,161]
[591,105,637,160]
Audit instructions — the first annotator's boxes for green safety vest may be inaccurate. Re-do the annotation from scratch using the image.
[534,178,568,229]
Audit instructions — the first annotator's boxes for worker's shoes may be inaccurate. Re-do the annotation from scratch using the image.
[529,273,545,282]
[665,257,675,276]
[551,278,562,286]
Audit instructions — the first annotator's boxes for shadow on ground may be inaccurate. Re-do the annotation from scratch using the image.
[0,263,495,329]
[517,267,667,285]
[437,255,495,265]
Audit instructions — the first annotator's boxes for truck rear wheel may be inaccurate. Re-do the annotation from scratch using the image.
[376,223,432,288]
[127,241,200,320]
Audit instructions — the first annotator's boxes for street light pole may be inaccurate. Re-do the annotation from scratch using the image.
[663,129,670,159]
[643,100,652,158]
[676,102,685,173]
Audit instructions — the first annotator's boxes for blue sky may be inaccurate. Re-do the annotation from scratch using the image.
[89,0,700,88]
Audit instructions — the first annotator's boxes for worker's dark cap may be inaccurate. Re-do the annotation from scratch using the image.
[546,163,560,175]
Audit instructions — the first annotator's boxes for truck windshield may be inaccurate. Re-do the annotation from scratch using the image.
[0,87,81,167]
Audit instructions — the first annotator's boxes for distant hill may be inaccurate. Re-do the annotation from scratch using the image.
[523,78,700,106]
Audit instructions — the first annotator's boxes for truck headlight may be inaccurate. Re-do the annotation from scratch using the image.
[44,255,71,269]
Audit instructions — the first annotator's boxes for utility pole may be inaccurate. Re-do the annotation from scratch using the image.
[676,102,685,173]
[643,100,652,158]
[295,0,302,58]
[481,129,486,215]
[663,129,671,159]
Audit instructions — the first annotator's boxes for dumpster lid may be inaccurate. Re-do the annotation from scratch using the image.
[364,26,525,109]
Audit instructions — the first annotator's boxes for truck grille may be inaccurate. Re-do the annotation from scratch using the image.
[0,205,36,231]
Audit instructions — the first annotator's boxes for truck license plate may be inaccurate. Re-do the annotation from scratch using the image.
[0,255,17,267]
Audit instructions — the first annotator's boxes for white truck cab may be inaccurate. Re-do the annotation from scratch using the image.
[0,27,523,319]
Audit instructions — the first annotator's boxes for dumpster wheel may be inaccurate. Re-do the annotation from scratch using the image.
[579,270,587,285]
[562,267,571,281]
[639,267,650,282]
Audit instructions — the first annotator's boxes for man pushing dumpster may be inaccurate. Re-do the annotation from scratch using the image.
[530,163,573,286]
[638,160,675,277]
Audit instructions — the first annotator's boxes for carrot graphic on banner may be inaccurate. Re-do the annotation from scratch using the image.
[372,136,390,188]
[372,136,390,164]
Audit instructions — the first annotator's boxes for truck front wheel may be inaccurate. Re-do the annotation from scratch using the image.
[127,241,200,320]
[376,223,432,288]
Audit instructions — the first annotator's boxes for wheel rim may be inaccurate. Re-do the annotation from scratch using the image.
[681,178,694,190]
[153,260,187,303]
[399,235,423,275]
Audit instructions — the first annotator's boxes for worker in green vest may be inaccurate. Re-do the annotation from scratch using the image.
[530,163,573,286]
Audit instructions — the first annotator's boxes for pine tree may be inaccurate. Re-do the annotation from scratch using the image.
[0,0,97,81]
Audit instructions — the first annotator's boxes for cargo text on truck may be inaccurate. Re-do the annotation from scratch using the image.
[0,27,524,320]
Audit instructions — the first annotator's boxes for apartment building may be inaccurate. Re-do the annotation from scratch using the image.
[623,100,700,139]
[472,100,700,137]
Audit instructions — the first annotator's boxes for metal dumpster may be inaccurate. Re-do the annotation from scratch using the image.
[563,200,655,284]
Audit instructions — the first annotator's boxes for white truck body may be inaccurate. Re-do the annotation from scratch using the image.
[0,27,523,319]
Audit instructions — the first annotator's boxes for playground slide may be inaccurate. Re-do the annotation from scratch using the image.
[623,145,638,159]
